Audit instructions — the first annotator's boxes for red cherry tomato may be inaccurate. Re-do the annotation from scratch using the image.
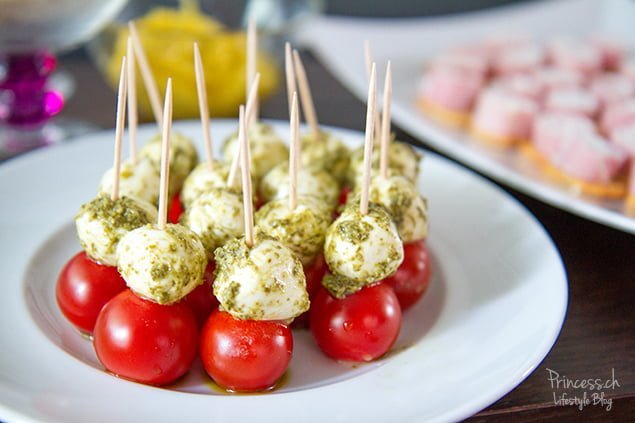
[56,251,127,334]
[200,310,292,392]
[94,289,199,386]
[181,261,218,327]
[292,254,329,329]
[338,186,352,206]
[168,193,184,223]
[383,240,431,310]
[310,283,402,362]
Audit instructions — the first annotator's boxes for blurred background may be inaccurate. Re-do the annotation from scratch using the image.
[0,0,533,159]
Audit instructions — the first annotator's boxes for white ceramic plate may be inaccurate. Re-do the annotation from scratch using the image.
[0,120,567,423]
[296,0,635,234]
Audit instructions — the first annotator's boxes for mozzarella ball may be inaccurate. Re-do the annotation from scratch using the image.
[324,203,403,284]
[75,195,158,266]
[98,158,161,205]
[300,131,350,184]
[180,188,244,259]
[259,161,339,209]
[116,224,206,305]
[180,161,230,209]
[255,196,332,265]
[138,131,198,197]
[214,236,309,321]
[349,176,428,243]
[347,140,421,187]
[222,122,288,181]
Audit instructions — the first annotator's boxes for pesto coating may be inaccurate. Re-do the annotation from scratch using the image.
[138,131,198,197]
[214,235,309,321]
[324,203,404,290]
[255,196,332,265]
[75,194,157,266]
[300,130,350,184]
[347,138,421,187]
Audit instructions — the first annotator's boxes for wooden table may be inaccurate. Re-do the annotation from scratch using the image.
[57,51,634,421]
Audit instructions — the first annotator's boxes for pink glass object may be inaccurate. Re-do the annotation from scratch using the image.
[0,51,64,128]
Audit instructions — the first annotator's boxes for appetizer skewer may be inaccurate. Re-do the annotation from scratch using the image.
[58,57,156,334]
[94,79,203,386]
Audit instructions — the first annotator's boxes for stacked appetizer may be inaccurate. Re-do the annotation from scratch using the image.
[418,34,635,208]
[56,30,432,393]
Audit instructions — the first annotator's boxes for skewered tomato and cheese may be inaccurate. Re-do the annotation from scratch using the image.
[139,131,198,197]
[347,139,420,187]
[98,158,161,205]
[259,161,339,209]
[180,188,245,259]
[75,195,158,267]
[255,196,331,266]
[221,123,288,181]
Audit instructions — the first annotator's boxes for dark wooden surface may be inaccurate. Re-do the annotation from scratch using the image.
[56,51,634,421]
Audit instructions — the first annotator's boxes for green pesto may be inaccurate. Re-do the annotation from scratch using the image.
[140,132,198,195]
[346,137,421,186]
[322,273,367,299]
[300,130,350,183]
[254,198,331,264]
[259,162,339,207]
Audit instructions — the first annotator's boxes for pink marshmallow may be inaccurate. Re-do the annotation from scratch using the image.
[548,39,603,78]
[491,73,543,100]
[590,35,626,69]
[621,57,635,83]
[610,123,635,156]
[419,66,484,112]
[533,66,585,93]
[590,73,635,108]
[601,99,635,135]
[492,43,545,76]
[472,88,538,140]
[533,113,627,183]
[544,88,600,118]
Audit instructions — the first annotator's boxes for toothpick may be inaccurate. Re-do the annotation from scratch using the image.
[157,78,173,230]
[285,43,298,119]
[239,105,254,247]
[126,37,138,164]
[246,73,261,128]
[128,21,163,128]
[111,56,128,201]
[380,61,392,179]
[194,42,214,167]
[246,19,259,125]
[292,50,319,138]
[227,73,260,188]
[360,63,377,215]
[363,40,381,142]
[288,92,299,211]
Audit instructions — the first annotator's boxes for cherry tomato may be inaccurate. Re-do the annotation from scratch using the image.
[200,310,292,392]
[292,254,329,329]
[310,283,401,362]
[94,289,199,386]
[383,240,431,310]
[168,193,184,223]
[181,261,218,327]
[56,251,127,334]
[338,186,352,206]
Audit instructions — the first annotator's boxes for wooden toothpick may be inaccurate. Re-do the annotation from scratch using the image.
[194,42,214,167]
[111,56,128,201]
[126,37,138,165]
[157,78,173,230]
[128,21,163,128]
[292,49,319,139]
[246,19,259,125]
[227,73,260,188]
[360,63,377,215]
[285,42,298,119]
[289,92,300,211]
[363,40,381,142]
[380,61,392,179]
[239,105,255,247]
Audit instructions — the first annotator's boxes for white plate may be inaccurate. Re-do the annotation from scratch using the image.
[0,120,567,423]
[296,0,635,234]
